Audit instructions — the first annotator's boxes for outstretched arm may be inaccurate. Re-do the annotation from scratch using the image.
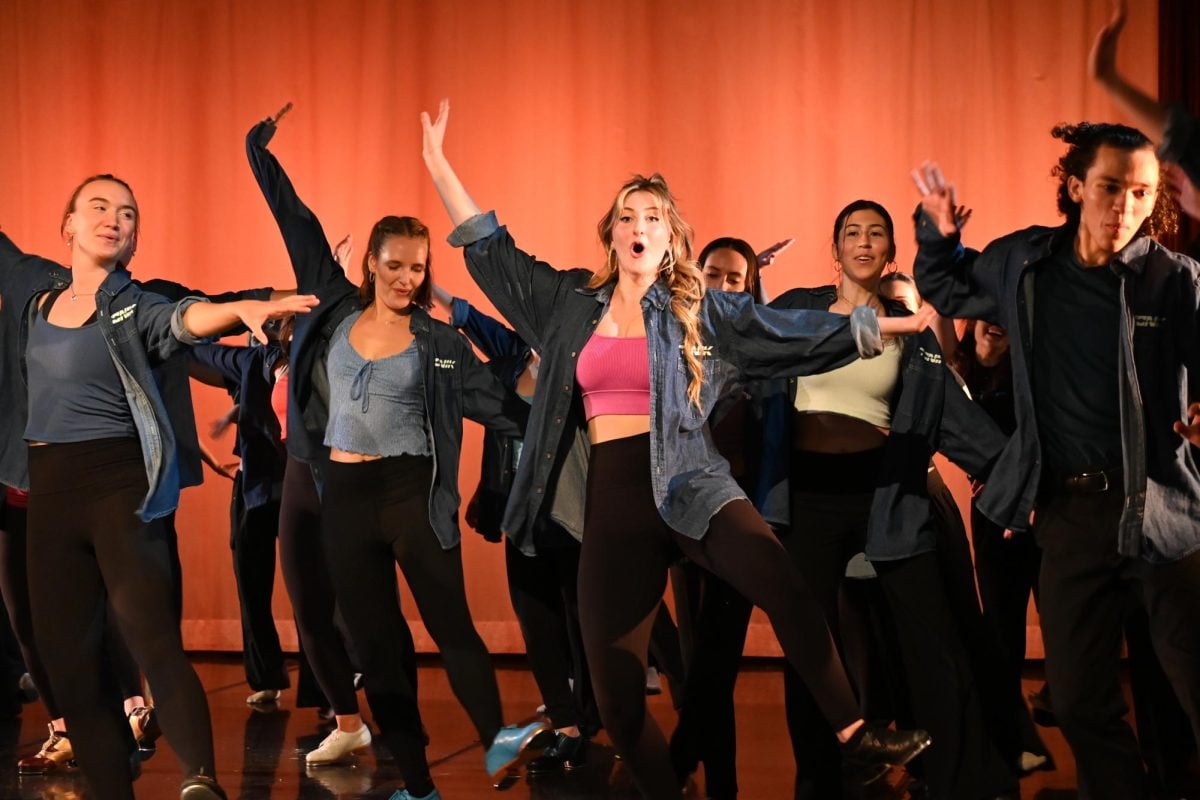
[246,103,348,293]
[422,99,482,227]
[182,294,318,343]
[910,161,997,321]
[1089,0,1166,142]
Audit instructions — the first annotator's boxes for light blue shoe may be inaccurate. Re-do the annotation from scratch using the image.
[484,720,555,779]
[387,789,441,800]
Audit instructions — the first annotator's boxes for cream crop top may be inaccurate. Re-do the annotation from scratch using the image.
[793,339,902,428]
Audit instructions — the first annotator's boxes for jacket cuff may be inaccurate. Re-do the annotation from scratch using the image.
[449,296,471,329]
[171,297,215,345]
[850,306,883,358]
[447,211,500,248]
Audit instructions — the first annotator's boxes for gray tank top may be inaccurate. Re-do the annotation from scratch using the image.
[24,292,137,443]
[323,311,431,457]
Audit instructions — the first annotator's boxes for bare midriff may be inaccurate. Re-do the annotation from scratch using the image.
[588,414,652,444]
[329,448,385,463]
[792,412,888,454]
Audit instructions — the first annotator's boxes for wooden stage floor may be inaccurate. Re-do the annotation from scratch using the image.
[0,654,1142,799]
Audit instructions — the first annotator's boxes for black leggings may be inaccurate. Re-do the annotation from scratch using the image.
[321,455,503,796]
[277,455,361,714]
[580,434,858,800]
[26,439,214,800]
[0,500,162,722]
[504,536,597,732]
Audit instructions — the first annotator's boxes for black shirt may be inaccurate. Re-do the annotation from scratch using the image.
[1032,244,1123,474]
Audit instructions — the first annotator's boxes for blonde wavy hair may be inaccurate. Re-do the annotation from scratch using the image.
[592,174,706,408]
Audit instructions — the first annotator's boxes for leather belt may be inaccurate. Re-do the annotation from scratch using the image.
[1059,467,1121,494]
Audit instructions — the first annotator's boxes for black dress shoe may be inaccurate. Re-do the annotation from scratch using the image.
[840,723,932,783]
[1028,683,1058,728]
[527,732,588,774]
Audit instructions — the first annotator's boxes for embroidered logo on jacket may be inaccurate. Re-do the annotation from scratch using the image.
[918,348,942,365]
[679,344,715,358]
[434,358,457,369]
[111,304,138,324]
[1134,315,1166,329]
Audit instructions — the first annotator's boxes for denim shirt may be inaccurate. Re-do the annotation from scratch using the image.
[245,120,529,549]
[188,342,287,510]
[914,214,1200,564]
[0,237,209,520]
[766,287,1008,561]
[449,212,883,553]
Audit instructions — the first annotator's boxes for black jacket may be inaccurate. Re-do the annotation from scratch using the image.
[766,286,1007,561]
[914,213,1200,564]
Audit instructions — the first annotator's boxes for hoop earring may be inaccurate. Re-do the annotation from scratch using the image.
[368,271,376,283]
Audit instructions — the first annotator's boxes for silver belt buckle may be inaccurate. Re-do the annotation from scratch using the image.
[1079,470,1109,493]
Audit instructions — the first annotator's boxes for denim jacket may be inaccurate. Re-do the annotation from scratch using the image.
[914,214,1200,564]
[245,120,529,549]
[188,342,287,510]
[0,236,209,520]
[766,286,1007,561]
[449,212,884,553]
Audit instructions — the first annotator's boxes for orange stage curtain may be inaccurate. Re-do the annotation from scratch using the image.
[0,0,1158,656]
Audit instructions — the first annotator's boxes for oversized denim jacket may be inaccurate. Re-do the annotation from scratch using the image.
[0,235,209,520]
[449,212,883,553]
[914,214,1200,564]
[245,120,529,549]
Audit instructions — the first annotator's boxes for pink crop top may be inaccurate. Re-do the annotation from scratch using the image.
[576,334,651,420]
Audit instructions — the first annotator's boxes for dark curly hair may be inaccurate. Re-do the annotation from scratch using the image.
[1050,122,1177,240]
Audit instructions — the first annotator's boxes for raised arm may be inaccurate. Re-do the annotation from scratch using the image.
[910,161,998,320]
[422,100,482,227]
[1089,0,1165,143]
[245,103,349,293]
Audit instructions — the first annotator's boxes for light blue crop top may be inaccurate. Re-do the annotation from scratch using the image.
[323,312,431,457]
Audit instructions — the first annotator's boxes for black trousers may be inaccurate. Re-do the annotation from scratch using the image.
[230,472,289,692]
[668,560,753,800]
[969,500,1050,762]
[784,452,1016,800]
[27,439,214,800]
[581,434,858,800]
[504,536,598,733]
[1036,488,1200,800]
[322,455,503,797]
[278,456,361,714]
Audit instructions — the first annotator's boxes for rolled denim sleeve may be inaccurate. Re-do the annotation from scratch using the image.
[1160,104,1200,188]
[850,305,883,358]
[447,211,500,248]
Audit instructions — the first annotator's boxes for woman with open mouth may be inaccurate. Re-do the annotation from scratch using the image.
[422,99,934,800]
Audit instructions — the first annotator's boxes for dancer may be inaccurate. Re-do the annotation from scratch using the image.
[422,99,932,800]
[767,200,1018,800]
[668,236,766,800]
[246,104,550,800]
[0,173,315,800]
[913,119,1200,799]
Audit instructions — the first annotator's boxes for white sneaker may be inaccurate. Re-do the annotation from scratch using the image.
[305,725,372,766]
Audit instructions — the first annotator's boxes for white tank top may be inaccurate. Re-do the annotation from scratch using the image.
[793,339,902,428]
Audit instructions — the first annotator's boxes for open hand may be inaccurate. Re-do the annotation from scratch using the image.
[269,101,294,126]
[421,98,450,161]
[210,404,240,439]
[1166,164,1200,222]
[1088,0,1127,84]
[239,294,319,344]
[756,238,794,269]
[1174,402,1200,447]
[912,161,963,237]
